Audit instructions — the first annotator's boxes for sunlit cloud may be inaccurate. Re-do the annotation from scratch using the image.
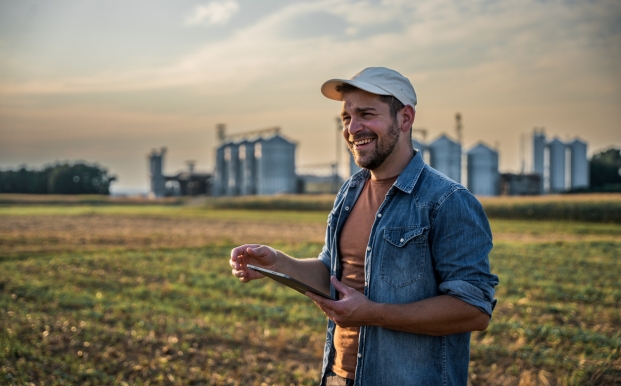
[184,0,240,27]
[0,0,619,103]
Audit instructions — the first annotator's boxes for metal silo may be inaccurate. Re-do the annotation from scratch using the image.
[255,134,296,195]
[532,129,546,193]
[226,142,241,196]
[148,147,166,197]
[412,139,426,161]
[428,134,461,183]
[569,138,589,190]
[467,143,500,196]
[214,144,227,196]
[239,139,257,195]
[547,138,567,193]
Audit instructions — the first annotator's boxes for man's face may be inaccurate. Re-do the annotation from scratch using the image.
[341,89,400,171]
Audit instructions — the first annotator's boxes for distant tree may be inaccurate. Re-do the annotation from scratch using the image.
[0,162,116,194]
[590,148,621,188]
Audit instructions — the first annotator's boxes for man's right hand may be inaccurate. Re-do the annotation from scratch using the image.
[230,244,278,283]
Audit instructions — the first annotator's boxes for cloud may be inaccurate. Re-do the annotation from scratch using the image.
[1,0,619,104]
[184,0,239,27]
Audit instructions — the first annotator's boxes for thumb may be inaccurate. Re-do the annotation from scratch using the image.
[248,245,276,259]
[331,276,354,295]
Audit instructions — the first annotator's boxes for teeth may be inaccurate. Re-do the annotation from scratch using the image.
[354,138,373,146]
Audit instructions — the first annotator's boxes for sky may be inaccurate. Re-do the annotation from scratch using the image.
[0,0,620,193]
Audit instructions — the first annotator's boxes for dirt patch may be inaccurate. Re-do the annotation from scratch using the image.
[0,215,326,255]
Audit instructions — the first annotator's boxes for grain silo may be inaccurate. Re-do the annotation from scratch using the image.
[547,138,566,193]
[467,143,500,196]
[148,147,166,197]
[255,134,297,195]
[214,145,227,196]
[428,134,461,183]
[532,129,546,194]
[225,142,241,196]
[412,139,426,160]
[569,138,589,190]
[239,139,257,195]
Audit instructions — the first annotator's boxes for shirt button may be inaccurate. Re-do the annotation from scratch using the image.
[364,281,368,287]
[345,206,350,211]
[358,353,362,358]
[400,238,404,242]
[366,246,371,251]
[377,213,382,218]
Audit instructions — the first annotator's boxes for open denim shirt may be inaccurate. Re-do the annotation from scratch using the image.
[318,151,499,386]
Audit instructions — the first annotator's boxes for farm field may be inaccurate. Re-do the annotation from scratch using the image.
[1,197,620,385]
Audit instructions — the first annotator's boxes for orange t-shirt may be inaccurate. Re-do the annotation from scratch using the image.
[332,174,398,380]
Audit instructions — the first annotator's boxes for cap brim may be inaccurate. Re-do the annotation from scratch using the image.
[321,78,391,101]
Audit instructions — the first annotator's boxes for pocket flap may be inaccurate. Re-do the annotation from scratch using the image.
[383,226,427,247]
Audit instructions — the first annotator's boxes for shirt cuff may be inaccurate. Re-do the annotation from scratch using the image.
[439,280,497,317]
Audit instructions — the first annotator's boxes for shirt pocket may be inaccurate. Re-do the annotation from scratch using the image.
[380,226,428,288]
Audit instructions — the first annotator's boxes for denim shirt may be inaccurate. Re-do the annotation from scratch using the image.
[318,151,499,386]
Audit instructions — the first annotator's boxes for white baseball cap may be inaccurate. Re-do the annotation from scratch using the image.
[321,67,417,109]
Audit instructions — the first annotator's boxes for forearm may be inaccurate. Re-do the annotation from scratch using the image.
[273,250,331,295]
[370,295,490,336]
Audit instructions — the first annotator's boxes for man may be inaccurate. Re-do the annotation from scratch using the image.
[230,67,498,385]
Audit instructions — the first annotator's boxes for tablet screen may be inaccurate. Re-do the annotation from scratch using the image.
[247,264,335,300]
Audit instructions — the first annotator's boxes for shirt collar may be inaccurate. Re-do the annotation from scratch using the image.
[392,150,424,194]
[349,150,424,194]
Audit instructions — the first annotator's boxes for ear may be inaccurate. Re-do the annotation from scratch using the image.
[399,105,415,132]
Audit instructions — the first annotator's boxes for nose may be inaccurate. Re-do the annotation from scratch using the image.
[346,116,363,137]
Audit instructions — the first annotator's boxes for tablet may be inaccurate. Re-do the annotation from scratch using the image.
[247,264,336,300]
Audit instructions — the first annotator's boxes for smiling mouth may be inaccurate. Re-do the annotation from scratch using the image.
[350,137,375,148]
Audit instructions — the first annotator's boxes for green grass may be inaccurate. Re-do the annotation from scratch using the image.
[1,203,621,385]
[1,245,327,385]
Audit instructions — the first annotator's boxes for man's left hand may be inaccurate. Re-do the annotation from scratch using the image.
[306,276,375,328]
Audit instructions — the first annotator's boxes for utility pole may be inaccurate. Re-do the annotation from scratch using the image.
[455,113,463,144]
[335,117,343,193]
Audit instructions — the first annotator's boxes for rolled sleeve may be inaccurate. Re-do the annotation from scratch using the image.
[439,280,497,316]
[430,188,499,317]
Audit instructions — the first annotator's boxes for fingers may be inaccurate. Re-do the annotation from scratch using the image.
[246,245,276,260]
[330,276,354,296]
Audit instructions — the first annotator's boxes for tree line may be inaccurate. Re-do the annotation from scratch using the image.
[0,162,116,195]
[589,147,621,191]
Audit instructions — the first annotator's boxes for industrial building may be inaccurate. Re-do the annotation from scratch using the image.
[531,129,589,193]
[500,173,542,196]
[213,126,297,196]
[467,143,500,196]
[147,116,590,198]
[148,148,211,197]
[428,134,462,184]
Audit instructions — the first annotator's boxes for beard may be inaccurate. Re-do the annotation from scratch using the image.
[347,120,400,170]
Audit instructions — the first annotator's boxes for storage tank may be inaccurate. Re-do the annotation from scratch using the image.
[255,134,297,195]
[569,138,589,190]
[467,143,500,196]
[148,147,166,197]
[225,142,241,196]
[214,145,227,196]
[547,138,566,193]
[428,134,461,183]
[412,139,426,161]
[239,139,257,195]
[532,129,546,194]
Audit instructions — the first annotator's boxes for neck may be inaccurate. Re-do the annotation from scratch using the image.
[369,141,415,180]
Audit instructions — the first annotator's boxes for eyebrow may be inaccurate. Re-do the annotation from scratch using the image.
[341,107,377,118]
